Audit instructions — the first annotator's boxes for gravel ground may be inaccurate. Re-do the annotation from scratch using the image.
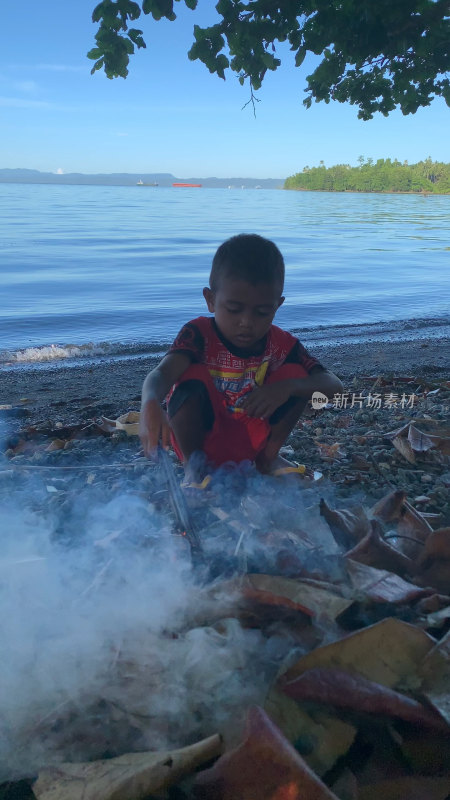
[1,334,449,527]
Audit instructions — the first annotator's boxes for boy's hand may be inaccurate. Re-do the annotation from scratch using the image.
[240,381,292,419]
[139,398,171,457]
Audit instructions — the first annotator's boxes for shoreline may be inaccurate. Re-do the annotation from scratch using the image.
[1,334,448,426]
[284,187,450,195]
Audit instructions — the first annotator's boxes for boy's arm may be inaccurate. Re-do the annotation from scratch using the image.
[289,366,343,401]
[241,366,343,419]
[140,352,191,455]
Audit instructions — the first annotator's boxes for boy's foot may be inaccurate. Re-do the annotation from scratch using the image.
[181,451,211,487]
[257,454,322,481]
[256,454,305,475]
[181,474,212,490]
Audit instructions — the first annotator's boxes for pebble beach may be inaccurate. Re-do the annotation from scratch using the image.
[1,333,449,525]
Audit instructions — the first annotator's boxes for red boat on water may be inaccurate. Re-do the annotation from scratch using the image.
[172,183,202,187]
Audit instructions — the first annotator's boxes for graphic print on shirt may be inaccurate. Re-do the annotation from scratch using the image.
[169,316,322,415]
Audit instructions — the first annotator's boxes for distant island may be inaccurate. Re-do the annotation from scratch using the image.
[0,169,283,190]
[285,158,450,194]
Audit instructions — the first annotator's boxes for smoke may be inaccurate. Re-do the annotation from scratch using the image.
[1,461,325,780]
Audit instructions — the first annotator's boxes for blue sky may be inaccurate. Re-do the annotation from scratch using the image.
[1,0,448,178]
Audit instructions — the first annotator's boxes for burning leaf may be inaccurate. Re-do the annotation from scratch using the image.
[319,499,370,550]
[358,776,450,800]
[279,618,435,691]
[346,560,432,605]
[33,734,222,800]
[194,706,340,800]
[281,667,447,730]
[345,519,414,576]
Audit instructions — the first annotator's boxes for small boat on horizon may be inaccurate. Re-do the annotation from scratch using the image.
[172,183,202,188]
[137,179,158,186]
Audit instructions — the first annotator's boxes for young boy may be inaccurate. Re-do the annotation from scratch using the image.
[139,234,342,477]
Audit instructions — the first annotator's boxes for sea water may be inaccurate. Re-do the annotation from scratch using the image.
[1,183,449,365]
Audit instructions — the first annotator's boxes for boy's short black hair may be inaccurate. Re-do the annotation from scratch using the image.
[210,233,285,293]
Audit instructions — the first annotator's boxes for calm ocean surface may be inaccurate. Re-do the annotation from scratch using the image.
[1,183,449,366]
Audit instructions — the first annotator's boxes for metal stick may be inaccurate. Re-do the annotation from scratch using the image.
[157,446,204,560]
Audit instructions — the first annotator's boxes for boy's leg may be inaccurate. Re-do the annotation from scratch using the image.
[255,364,309,474]
[256,398,308,473]
[167,373,214,479]
[169,387,210,456]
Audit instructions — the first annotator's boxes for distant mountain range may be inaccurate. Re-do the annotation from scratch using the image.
[0,169,284,189]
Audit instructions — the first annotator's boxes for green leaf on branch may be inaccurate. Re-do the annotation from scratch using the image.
[87,47,104,60]
[88,0,450,117]
[90,58,105,74]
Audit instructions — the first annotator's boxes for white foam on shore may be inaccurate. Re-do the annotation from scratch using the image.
[1,342,113,364]
[2,315,449,369]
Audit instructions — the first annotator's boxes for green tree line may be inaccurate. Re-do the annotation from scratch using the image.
[284,158,450,193]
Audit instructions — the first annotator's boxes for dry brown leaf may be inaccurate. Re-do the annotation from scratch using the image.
[385,421,450,463]
[399,729,450,775]
[370,490,407,522]
[33,734,222,800]
[279,617,436,690]
[331,770,358,800]
[358,776,450,800]
[101,412,140,436]
[242,574,352,621]
[281,667,447,730]
[372,491,432,540]
[319,499,371,550]
[371,490,433,559]
[414,561,450,595]
[391,435,417,463]
[346,560,432,604]
[398,499,434,539]
[45,439,66,452]
[315,441,343,460]
[419,630,450,726]
[415,528,450,570]
[415,593,450,614]
[345,519,414,576]
[194,706,340,800]
[425,605,450,629]
[115,412,140,436]
[265,689,356,777]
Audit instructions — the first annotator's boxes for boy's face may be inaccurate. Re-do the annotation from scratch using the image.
[203,277,284,349]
